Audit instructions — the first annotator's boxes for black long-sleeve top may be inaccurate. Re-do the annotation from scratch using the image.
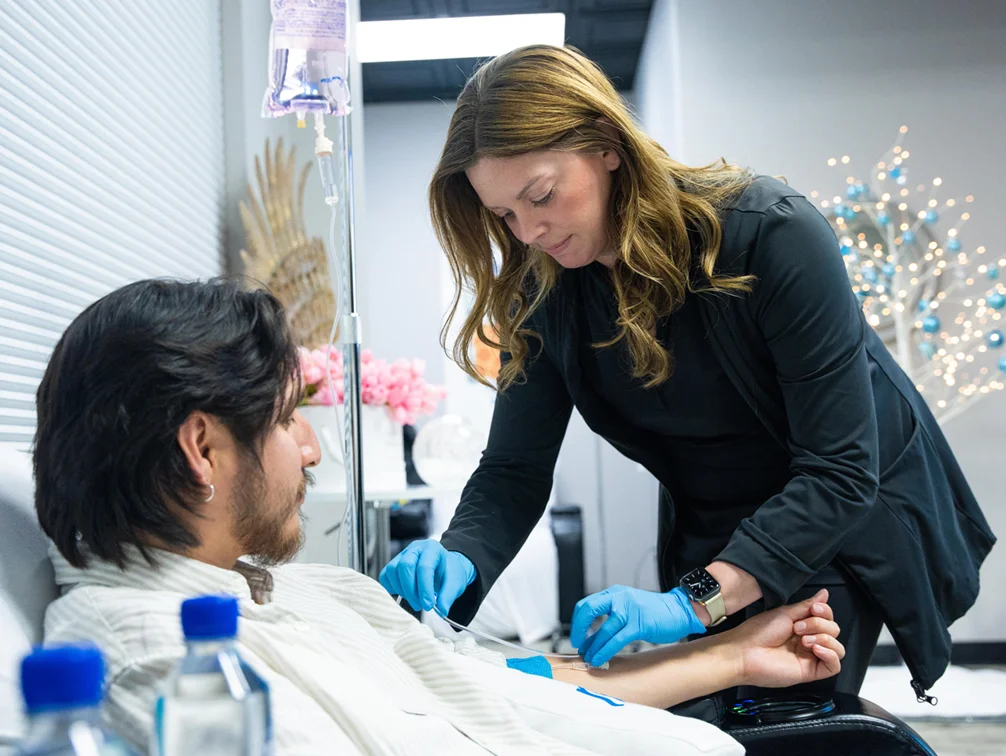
[439,176,994,693]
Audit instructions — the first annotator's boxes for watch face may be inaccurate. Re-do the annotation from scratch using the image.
[681,569,720,602]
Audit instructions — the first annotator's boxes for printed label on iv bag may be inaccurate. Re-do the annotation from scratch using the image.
[273,0,347,51]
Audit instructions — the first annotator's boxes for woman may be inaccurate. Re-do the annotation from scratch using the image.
[380,45,995,703]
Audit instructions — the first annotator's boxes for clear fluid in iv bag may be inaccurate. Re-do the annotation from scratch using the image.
[263,0,351,118]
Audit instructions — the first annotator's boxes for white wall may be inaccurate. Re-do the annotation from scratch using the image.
[361,102,454,383]
[634,0,1006,641]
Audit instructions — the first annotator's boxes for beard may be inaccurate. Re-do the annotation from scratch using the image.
[230,460,312,567]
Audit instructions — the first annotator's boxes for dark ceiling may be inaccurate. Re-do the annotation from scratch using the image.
[360,0,654,103]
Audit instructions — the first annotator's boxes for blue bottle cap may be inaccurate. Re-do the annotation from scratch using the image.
[181,595,239,640]
[20,644,105,714]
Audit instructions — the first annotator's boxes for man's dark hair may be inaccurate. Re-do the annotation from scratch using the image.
[33,278,302,568]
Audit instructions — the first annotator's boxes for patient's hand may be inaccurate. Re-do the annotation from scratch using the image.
[725,589,845,689]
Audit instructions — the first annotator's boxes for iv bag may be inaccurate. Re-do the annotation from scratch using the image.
[263,0,351,119]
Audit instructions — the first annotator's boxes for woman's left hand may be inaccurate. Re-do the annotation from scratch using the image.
[570,586,707,667]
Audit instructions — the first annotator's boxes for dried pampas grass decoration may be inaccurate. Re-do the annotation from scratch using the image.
[240,138,336,348]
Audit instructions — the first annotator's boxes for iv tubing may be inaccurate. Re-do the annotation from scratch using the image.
[393,597,605,666]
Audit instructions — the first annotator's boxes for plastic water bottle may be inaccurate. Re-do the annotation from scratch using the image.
[17,644,132,755]
[152,595,273,756]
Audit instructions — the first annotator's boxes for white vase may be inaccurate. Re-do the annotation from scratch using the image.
[298,404,407,494]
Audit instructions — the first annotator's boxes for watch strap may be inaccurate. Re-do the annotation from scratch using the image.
[703,591,727,627]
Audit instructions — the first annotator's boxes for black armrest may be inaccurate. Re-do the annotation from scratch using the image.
[722,693,936,756]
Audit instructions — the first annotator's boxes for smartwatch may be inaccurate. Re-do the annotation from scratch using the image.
[679,567,728,627]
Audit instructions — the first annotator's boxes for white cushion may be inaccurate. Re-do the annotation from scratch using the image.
[452,648,743,756]
[0,446,57,745]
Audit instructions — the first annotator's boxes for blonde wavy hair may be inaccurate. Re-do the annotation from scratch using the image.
[430,45,754,391]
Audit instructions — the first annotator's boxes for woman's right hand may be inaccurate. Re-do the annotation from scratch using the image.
[379,539,477,615]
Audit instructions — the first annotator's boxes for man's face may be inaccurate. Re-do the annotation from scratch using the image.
[230,408,319,566]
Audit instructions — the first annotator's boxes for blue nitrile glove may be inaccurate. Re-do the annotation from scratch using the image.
[570,586,707,668]
[379,539,476,615]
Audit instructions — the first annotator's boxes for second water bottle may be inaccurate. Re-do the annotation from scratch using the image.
[152,595,273,755]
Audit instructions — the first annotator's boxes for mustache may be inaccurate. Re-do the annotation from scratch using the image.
[299,470,316,498]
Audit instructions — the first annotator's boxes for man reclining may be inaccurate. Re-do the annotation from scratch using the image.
[34,279,845,755]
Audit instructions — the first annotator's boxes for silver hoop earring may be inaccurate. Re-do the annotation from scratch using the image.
[204,484,215,503]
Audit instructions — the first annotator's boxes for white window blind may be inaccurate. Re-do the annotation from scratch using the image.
[0,0,226,450]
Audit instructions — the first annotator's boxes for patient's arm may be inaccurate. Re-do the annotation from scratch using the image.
[549,589,843,710]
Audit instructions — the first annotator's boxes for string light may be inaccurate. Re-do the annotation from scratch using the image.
[813,128,1004,421]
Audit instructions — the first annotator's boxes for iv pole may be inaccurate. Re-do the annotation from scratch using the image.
[338,110,367,575]
[264,0,367,575]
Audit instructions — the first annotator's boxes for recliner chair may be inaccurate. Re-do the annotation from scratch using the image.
[0,447,58,753]
[1,447,936,755]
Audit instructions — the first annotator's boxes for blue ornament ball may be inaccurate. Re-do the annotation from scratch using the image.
[901,230,916,244]
[922,316,941,334]
[862,268,879,284]
[889,166,901,179]
[917,299,930,312]
[1000,356,1006,373]
[882,263,896,278]
[989,268,1001,281]
[947,238,961,252]
[877,212,891,227]
[919,342,937,361]
[988,330,1005,348]
[925,210,939,224]
[988,292,1006,310]
[840,244,853,256]
[846,185,860,199]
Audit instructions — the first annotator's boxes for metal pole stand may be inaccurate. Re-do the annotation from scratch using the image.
[338,114,367,574]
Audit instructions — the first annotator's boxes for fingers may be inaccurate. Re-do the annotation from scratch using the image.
[436,557,470,616]
[588,626,637,668]
[416,545,442,612]
[783,589,831,621]
[801,631,846,659]
[580,613,629,665]
[396,545,424,611]
[570,591,613,650]
[378,563,401,599]
[793,616,840,640]
[810,600,833,622]
[809,634,845,678]
[379,542,433,613]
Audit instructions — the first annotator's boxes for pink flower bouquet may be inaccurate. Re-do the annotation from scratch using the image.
[297,346,447,425]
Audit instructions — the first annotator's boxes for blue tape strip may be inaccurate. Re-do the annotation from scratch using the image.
[505,655,553,679]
